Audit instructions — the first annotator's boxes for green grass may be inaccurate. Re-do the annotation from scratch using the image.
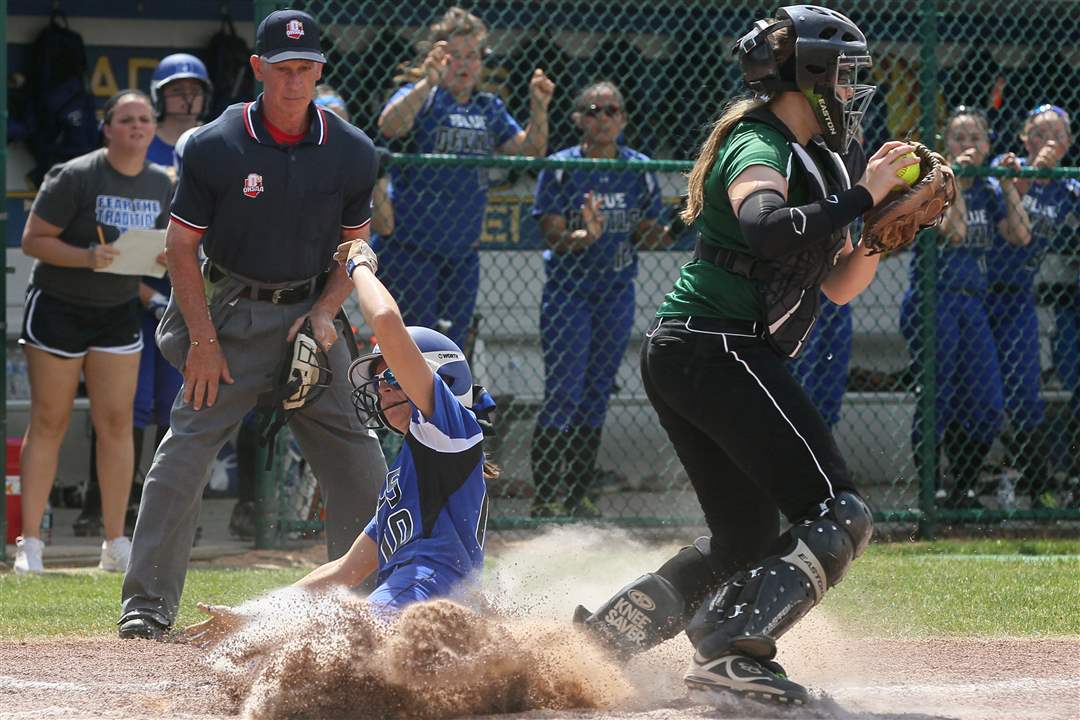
[1,539,1077,640]
[826,551,1080,637]
[0,567,307,639]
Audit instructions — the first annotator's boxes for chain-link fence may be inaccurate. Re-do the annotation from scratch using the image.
[252,0,1080,538]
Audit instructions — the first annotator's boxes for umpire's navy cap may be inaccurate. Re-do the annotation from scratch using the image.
[255,9,326,64]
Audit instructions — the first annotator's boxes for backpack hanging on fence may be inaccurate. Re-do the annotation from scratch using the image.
[206,14,255,119]
[24,10,99,187]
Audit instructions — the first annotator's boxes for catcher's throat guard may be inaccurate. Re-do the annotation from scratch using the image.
[253,319,334,467]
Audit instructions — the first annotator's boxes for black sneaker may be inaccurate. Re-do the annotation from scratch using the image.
[685,652,810,705]
[118,614,170,641]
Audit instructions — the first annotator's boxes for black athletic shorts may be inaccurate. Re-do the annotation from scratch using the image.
[20,286,143,358]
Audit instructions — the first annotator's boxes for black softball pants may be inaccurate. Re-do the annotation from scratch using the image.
[642,316,858,578]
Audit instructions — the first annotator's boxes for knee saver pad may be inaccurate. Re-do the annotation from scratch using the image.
[575,572,686,658]
[686,493,874,662]
[655,536,718,611]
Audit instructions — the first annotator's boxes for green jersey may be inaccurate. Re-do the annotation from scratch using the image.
[657,120,812,321]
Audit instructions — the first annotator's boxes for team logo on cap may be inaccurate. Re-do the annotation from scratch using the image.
[242,173,265,198]
[285,19,305,39]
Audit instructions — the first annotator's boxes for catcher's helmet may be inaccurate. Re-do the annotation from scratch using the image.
[348,326,474,432]
[734,5,874,153]
[150,53,212,120]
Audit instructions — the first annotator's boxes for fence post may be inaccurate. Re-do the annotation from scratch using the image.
[915,0,941,538]
[0,0,8,563]
[252,0,278,548]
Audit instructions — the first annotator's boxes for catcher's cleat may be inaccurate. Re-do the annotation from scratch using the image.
[118,614,170,641]
[685,652,809,705]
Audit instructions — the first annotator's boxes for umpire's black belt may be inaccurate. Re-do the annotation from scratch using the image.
[655,315,761,335]
[203,263,327,305]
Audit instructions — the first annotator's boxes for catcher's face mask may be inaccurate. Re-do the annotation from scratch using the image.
[252,319,334,469]
[804,54,874,153]
[281,322,334,411]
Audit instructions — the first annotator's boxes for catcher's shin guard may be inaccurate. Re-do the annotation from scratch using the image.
[574,537,719,657]
[688,491,873,661]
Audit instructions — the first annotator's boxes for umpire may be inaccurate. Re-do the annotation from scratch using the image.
[119,9,387,640]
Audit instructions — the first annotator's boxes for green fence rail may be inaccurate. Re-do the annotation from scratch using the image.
[239,0,1080,543]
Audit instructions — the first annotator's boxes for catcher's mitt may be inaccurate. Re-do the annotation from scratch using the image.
[861,141,957,256]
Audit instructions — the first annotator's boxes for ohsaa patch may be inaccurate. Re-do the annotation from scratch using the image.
[285,19,304,39]
[627,589,656,612]
[242,173,265,198]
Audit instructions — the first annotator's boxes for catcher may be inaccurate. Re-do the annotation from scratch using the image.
[180,237,498,647]
[570,4,953,706]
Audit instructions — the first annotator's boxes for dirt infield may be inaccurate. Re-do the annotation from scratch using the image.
[2,627,1077,719]
[3,529,1077,719]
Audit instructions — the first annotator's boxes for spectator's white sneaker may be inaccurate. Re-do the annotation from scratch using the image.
[99,536,132,572]
[14,536,45,574]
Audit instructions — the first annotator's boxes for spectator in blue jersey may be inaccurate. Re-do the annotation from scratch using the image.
[373,6,555,347]
[76,56,212,539]
[178,237,497,641]
[900,107,1029,510]
[528,80,674,519]
[791,297,852,429]
[987,104,1079,508]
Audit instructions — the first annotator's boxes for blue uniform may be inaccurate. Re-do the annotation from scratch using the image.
[370,85,523,347]
[364,375,488,610]
[791,295,852,429]
[136,134,182,429]
[1045,183,1080,422]
[985,162,1080,431]
[900,177,1007,445]
[533,145,662,430]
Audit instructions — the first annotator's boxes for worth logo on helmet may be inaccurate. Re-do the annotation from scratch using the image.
[242,173,265,198]
[285,19,304,39]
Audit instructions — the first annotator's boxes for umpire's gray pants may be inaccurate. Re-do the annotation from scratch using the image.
[120,286,386,626]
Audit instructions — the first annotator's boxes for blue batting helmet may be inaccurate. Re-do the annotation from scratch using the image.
[150,53,212,119]
[348,327,474,431]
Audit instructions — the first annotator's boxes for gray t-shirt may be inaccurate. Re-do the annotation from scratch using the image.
[29,148,173,306]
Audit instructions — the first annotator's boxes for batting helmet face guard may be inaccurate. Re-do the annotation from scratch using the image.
[348,326,474,433]
[734,5,875,153]
[150,53,213,121]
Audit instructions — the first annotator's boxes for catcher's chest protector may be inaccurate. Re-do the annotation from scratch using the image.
[745,110,851,358]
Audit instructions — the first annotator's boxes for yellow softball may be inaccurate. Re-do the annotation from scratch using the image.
[896,152,920,185]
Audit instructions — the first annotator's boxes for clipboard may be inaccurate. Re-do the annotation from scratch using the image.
[93,228,168,277]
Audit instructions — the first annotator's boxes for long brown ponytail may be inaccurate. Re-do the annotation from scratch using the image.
[681,20,795,225]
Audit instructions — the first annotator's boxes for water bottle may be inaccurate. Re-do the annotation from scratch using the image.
[40,502,53,545]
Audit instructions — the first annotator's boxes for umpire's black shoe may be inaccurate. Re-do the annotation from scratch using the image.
[118,614,170,641]
[685,652,810,705]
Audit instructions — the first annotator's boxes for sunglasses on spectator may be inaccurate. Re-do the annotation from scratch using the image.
[374,368,401,389]
[1027,104,1070,122]
[580,103,623,118]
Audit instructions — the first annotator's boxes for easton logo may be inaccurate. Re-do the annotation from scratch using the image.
[285,19,305,39]
[242,173,265,198]
[627,589,656,612]
[817,97,837,135]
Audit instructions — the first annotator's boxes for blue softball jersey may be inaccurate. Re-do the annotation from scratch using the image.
[363,375,489,583]
[987,159,1080,289]
[533,145,662,287]
[383,84,522,257]
[908,177,1006,294]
